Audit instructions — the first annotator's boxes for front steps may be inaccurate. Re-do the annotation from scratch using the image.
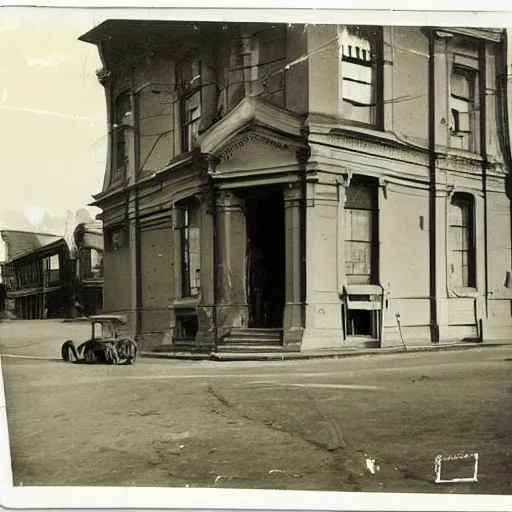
[216,328,283,352]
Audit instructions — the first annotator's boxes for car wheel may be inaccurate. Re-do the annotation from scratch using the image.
[116,338,138,365]
[61,340,75,362]
[84,349,95,364]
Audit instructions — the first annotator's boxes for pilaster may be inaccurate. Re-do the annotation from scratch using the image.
[282,182,304,349]
[215,190,249,339]
[301,176,345,350]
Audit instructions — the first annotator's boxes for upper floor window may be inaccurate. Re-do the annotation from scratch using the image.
[251,27,287,107]
[49,255,59,271]
[449,193,476,289]
[48,254,60,283]
[339,26,381,127]
[344,178,379,284]
[178,56,202,152]
[450,66,478,152]
[113,93,131,182]
[90,249,102,278]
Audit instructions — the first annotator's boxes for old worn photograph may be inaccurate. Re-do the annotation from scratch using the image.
[0,5,512,500]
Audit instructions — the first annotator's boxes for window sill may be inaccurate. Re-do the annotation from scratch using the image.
[172,297,200,309]
[451,287,479,298]
[442,146,482,162]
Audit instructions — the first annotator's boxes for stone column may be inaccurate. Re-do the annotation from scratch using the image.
[283,182,304,350]
[215,190,249,339]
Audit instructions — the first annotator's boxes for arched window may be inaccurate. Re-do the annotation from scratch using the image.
[177,55,202,153]
[449,193,476,288]
[450,65,478,152]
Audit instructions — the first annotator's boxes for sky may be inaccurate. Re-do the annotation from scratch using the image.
[0,9,106,233]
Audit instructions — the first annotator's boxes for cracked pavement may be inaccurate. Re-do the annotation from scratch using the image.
[1,320,512,494]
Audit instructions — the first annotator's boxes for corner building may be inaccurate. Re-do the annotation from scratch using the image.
[80,22,512,352]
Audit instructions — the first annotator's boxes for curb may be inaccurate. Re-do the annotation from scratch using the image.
[140,341,504,362]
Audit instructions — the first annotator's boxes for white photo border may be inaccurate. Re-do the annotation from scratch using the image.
[1,3,512,511]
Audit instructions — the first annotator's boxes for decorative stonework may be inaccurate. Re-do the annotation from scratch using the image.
[96,67,112,86]
[216,190,245,211]
[314,133,429,168]
[218,133,295,162]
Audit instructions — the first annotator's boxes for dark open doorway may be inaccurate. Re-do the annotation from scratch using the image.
[245,188,285,328]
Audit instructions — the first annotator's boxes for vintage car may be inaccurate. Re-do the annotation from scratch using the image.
[61,315,138,365]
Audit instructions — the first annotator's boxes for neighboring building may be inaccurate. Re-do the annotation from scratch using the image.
[0,223,104,319]
[74,221,104,316]
[0,234,73,319]
[80,22,512,352]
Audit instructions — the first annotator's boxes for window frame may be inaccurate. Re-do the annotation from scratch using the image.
[177,55,202,153]
[339,25,383,129]
[175,199,201,298]
[449,64,479,153]
[449,192,477,291]
[344,178,379,285]
[112,92,132,183]
[250,26,287,107]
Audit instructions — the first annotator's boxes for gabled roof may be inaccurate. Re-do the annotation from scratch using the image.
[0,230,62,263]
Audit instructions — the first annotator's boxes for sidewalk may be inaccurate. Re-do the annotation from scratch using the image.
[140,340,507,362]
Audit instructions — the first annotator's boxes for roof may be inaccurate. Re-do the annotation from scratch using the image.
[90,314,127,324]
[79,20,506,46]
[4,237,68,264]
[0,230,62,262]
[79,19,227,45]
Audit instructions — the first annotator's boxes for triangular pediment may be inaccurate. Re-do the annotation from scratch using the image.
[199,97,306,177]
[214,131,301,175]
[199,96,304,156]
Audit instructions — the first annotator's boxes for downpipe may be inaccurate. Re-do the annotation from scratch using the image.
[428,29,439,343]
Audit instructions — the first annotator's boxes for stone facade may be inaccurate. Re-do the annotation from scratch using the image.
[80,22,512,351]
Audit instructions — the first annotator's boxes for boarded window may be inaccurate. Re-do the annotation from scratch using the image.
[340,26,381,126]
[345,181,378,284]
[449,193,476,288]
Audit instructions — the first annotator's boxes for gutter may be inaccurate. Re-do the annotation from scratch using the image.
[501,32,512,286]
[479,41,489,320]
[208,167,219,351]
[131,91,143,336]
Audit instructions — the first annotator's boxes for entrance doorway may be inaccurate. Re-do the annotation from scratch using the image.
[245,188,285,328]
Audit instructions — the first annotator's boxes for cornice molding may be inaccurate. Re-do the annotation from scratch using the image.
[309,131,429,168]
[435,27,503,43]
